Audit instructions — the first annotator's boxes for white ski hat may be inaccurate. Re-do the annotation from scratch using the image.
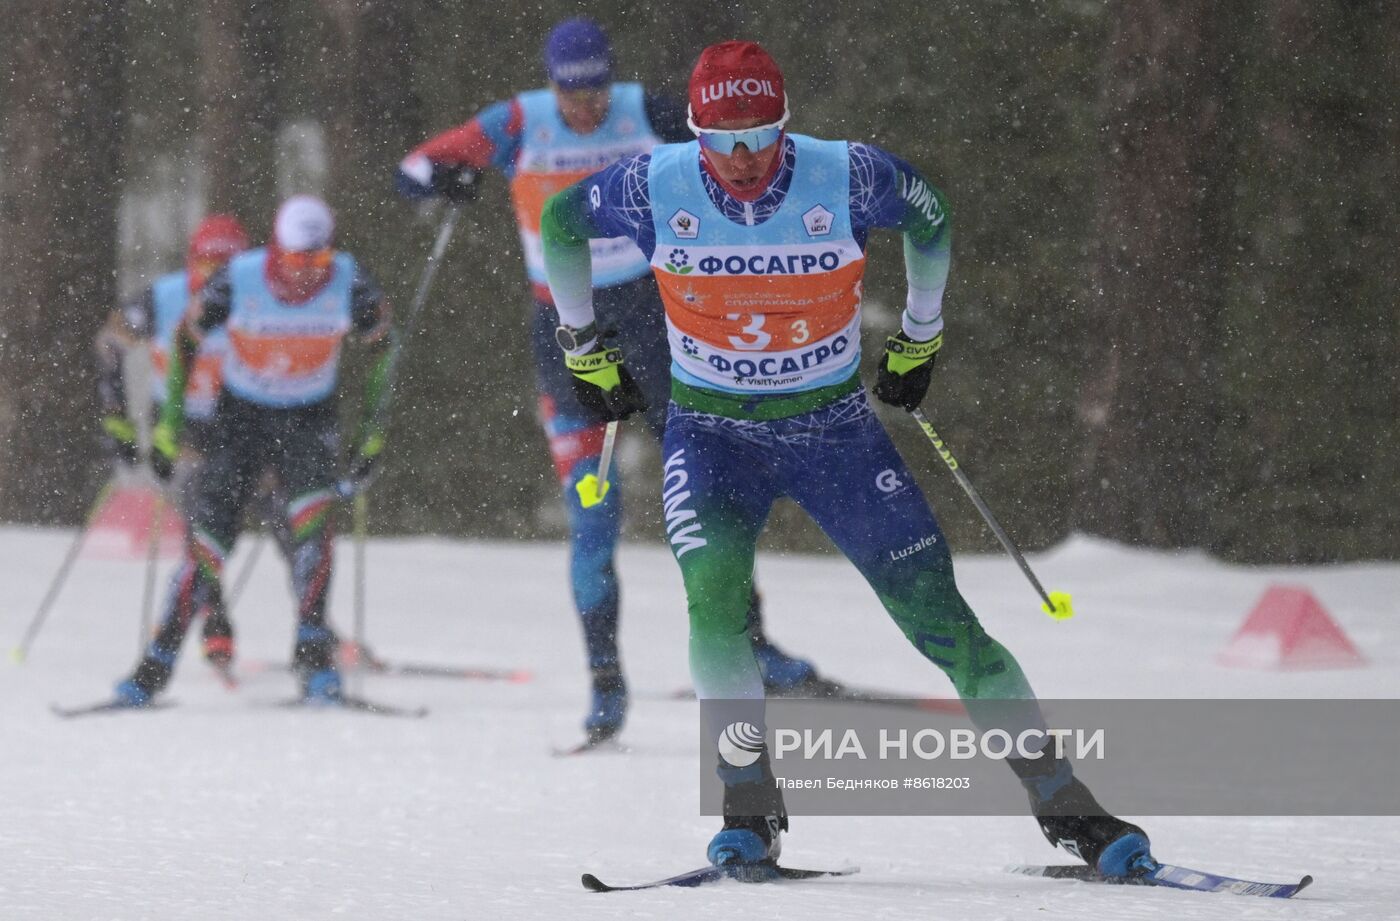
[274,195,334,252]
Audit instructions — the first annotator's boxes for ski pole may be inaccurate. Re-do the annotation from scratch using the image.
[337,204,462,685]
[350,491,368,695]
[374,202,462,424]
[12,479,117,662]
[397,204,461,366]
[137,487,168,653]
[335,204,461,500]
[909,409,1074,620]
[223,531,267,613]
[575,421,619,509]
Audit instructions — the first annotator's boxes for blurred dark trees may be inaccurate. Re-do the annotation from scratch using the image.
[0,1,128,523]
[199,0,283,213]
[1206,0,1400,561]
[0,1,1395,562]
[1074,2,1236,546]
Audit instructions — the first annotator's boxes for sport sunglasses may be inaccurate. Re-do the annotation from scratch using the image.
[189,255,229,280]
[280,247,334,270]
[687,101,790,155]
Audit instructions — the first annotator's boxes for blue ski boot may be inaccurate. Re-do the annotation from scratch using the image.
[584,666,627,742]
[708,814,785,867]
[709,748,788,868]
[293,624,342,704]
[113,678,152,708]
[113,649,175,707]
[752,639,846,698]
[301,667,343,704]
[1018,757,1151,877]
[747,592,840,697]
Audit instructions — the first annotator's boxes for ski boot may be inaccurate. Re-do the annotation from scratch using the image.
[113,648,176,707]
[747,592,840,698]
[584,665,628,743]
[1018,757,1151,877]
[293,624,343,704]
[201,611,236,685]
[708,813,785,868]
[709,749,788,869]
[753,638,843,698]
[301,667,343,703]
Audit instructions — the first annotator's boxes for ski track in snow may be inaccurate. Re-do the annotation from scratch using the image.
[2,526,1396,919]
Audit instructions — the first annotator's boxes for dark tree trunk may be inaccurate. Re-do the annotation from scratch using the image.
[1075,3,1237,546]
[1207,0,1400,561]
[199,0,282,218]
[0,2,128,523]
[329,0,424,248]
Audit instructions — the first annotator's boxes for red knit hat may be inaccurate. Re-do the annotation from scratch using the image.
[187,214,249,265]
[186,214,249,290]
[688,41,786,128]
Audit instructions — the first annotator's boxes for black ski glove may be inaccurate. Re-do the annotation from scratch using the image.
[565,344,649,423]
[433,165,480,203]
[100,413,139,467]
[150,422,179,482]
[346,425,385,491]
[874,332,942,411]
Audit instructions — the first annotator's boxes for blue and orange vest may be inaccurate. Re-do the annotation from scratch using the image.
[510,83,660,296]
[149,271,226,420]
[220,249,356,408]
[648,135,866,396]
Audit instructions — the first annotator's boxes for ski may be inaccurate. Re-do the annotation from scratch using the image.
[339,641,530,682]
[811,685,964,715]
[368,661,531,682]
[1007,861,1312,899]
[242,657,530,684]
[264,694,429,718]
[582,861,859,892]
[552,735,629,757]
[664,683,963,715]
[50,700,175,719]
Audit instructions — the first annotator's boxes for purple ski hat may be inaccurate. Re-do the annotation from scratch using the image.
[544,17,613,89]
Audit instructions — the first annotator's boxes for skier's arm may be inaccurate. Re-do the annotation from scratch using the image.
[851,143,952,343]
[155,270,231,462]
[541,156,655,420]
[541,153,658,342]
[147,320,196,476]
[94,290,154,465]
[327,265,396,488]
[853,143,952,410]
[347,267,396,466]
[396,99,523,201]
[94,289,154,416]
[357,336,396,447]
[93,319,129,417]
[540,183,601,336]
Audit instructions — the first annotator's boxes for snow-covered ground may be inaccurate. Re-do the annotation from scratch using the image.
[3,526,1396,919]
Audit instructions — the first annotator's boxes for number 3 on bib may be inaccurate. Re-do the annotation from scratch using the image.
[725,313,771,350]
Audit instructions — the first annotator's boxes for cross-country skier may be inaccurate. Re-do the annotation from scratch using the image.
[396,18,830,743]
[95,215,264,669]
[111,195,394,706]
[541,41,1153,876]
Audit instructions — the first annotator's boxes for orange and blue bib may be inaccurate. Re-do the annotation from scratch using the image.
[149,271,226,420]
[648,134,865,395]
[221,249,354,408]
[510,84,659,292]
